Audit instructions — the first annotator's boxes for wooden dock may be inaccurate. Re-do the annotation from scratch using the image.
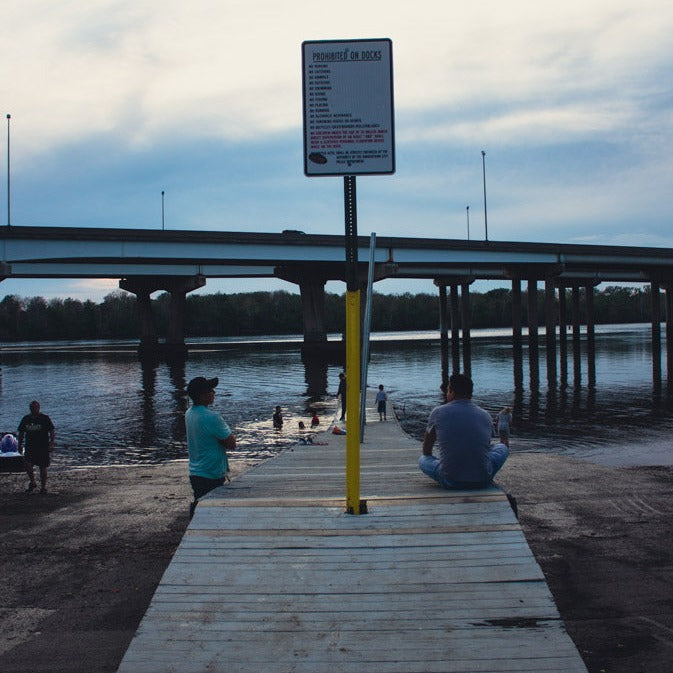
[117,397,588,673]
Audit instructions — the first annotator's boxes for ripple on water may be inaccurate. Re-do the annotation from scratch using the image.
[2,327,672,467]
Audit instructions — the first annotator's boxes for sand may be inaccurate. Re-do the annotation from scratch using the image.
[1,452,672,673]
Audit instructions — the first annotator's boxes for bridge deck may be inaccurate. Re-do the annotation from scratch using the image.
[116,397,587,673]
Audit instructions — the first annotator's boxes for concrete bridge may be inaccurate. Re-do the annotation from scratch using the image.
[2,225,673,385]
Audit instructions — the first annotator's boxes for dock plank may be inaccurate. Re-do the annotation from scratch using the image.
[117,393,587,673]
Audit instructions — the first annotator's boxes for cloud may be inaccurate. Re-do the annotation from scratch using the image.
[2,0,673,302]
[0,277,120,301]
[5,1,673,155]
[399,102,634,148]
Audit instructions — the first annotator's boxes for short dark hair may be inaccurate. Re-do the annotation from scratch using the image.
[449,373,473,398]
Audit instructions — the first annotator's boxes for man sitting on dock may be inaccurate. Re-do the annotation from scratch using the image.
[419,373,508,489]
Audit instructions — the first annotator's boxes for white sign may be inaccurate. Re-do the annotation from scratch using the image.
[302,39,395,176]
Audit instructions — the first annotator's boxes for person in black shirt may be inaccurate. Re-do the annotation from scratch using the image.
[272,406,283,430]
[18,400,55,494]
[337,373,347,421]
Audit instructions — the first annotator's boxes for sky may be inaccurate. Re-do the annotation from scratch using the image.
[2,0,672,301]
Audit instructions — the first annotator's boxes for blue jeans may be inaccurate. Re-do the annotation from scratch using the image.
[418,443,509,489]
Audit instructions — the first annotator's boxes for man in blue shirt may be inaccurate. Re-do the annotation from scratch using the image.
[419,373,508,489]
[185,376,236,518]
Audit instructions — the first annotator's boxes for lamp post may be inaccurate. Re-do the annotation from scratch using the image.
[6,114,10,228]
[481,150,488,241]
[466,205,470,240]
[161,190,165,230]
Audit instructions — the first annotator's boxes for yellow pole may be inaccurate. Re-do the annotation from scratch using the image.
[345,288,361,514]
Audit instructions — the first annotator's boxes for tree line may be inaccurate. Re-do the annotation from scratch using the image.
[0,285,657,342]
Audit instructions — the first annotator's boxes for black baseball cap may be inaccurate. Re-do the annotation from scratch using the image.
[187,376,219,400]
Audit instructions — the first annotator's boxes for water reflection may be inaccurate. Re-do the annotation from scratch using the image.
[302,354,329,405]
[1,325,672,467]
[167,359,188,442]
[139,359,157,447]
[373,326,673,464]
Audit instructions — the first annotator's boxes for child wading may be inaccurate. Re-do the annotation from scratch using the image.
[375,384,388,421]
[496,406,512,447]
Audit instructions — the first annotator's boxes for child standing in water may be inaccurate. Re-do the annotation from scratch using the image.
[272,406,283,430]
[497,406,512,447]
[375,384,388,421]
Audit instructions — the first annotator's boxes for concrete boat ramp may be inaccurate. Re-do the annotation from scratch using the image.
[117,400,587,673]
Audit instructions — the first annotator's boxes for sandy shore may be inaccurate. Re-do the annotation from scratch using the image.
[1,452,672,673]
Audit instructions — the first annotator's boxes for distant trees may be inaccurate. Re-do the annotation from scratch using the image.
[370,293,438,331]
[591,285,651,324]
[0,291,137,341]
[0,285,662,342]
[180,291,303,336]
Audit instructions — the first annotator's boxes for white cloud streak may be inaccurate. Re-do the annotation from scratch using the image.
[4,1,673,154]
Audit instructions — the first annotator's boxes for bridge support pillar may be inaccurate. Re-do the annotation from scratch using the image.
[120,275,206,360]
[296,278,327,345]
[450,285,461,374]
[136,289,159,354]
[585,283,596,388]
[652,282,662,389]
[460,282,472,378]
[511,279,523,390]
[275,267,344,360]
[545,278,557,390]
[571,286,582,387]
[666,284,673,390]
[527,279,540,391]
[438,285,449,389]
[558,287,568,389]
[555,281,598,389]
[435,279,473,380]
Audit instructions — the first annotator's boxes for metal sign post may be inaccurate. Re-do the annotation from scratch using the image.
[343,174,362,514]
[302,38,394,514]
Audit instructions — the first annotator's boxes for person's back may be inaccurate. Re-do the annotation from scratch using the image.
[375,384,388,421]
[419,373,508,489]
[185,404,229,479]
[428,399,493,484]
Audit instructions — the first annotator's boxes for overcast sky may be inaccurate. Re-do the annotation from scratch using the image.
[2,0,672,301]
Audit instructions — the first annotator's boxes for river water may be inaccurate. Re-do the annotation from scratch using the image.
[1,323,672,469]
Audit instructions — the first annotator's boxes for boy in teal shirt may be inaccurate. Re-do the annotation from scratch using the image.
[185,376,236,517]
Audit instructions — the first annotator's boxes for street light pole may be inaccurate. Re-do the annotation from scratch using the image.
[481,150,488,241]
[161,191,165,230]
[466,205,470,240]
[6,114,10,228]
